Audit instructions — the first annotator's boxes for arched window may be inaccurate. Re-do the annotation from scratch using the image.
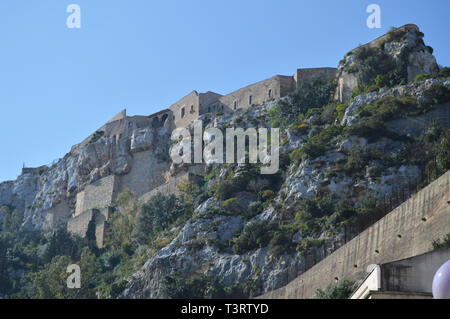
[268,89,272,98]
[181,107,186,118]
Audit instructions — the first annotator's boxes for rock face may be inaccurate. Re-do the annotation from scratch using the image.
[335,24,439,103]
[0,115,172,231]
[342,79,450,126]
[0,24,447,300]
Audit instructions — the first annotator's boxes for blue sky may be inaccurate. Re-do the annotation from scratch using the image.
[0,0,449,182]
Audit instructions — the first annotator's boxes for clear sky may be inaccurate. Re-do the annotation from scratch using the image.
[0,0,449,182]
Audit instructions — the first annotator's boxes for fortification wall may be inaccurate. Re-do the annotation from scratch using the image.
[74,175,119,216]
[261,170,450,299]
[119,150,171,198]
[139,170,203,204]
[170,91,201,128]
[68,209,94,237]
[43,200,71,230]
[67,207,111,247]
[218,75,295,112]
[386,103,450,136]
[294,68,337,87]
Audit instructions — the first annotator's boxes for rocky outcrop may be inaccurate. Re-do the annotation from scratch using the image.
[335,24,439,103]
[342,79,450,126]
[0,116,172,231]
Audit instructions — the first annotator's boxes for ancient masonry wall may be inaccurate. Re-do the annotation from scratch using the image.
[260,170,450,299]
[294,68,337,86]
[217,75,295,113]
[119,150,171,198]
[67,207,111,248]
[75,175,119,217]
[138,169,204,204]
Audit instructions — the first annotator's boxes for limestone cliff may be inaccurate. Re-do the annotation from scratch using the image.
[335,24,439,103]
[0,25,448,299]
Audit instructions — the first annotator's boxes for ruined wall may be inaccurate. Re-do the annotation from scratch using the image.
[261,170,450,299]
[75,175,119,216]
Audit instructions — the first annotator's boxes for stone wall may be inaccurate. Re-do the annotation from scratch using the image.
[139,170,203,204]
[170,91,203,128]
[260,170,450,299]
[386,103,450,136]
[218,75,295,112]
[119,150,171,198]
[294,68,337,87]
[67,207,111,248]
[67,209,94,237]
[75,175,119,216]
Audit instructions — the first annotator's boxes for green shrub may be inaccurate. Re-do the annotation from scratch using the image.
[335,104,349,122]
[386,27,407,43]
[136,193,187,243]
[268,77,336,128]
[110,280,128,298]
[414,73,431,83]
[120,242,135,257]
[161,272,209,299]
[423,83,450,105]
[296,238,324,256]
[315,279,355,299]
[436,67,450,79]
[345,118,387,142]
[269,230,294,258]
[245,201,263,219]
[291,123,309,135]
[222,197,242,215]
[232,221,278,254]
[261,190,275,201]
[432,234,450,250]
[215,177,246,201]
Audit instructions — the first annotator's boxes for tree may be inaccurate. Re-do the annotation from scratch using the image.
[316,279,355,299]
[31,255,72,299]
[104,189,138,249]
[438,131,450,170]
[0,238,12,295]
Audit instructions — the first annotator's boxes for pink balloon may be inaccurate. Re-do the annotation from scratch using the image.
[433,260,450,299]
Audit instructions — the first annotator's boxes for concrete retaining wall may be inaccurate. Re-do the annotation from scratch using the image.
[260,170,450,299]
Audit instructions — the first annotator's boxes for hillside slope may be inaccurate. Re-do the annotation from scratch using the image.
[0,25,449,299]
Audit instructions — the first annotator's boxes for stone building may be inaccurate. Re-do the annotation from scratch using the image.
[66,66,337,247]
[170,67,337,128]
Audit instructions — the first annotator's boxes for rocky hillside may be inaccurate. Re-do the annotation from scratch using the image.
[0,25,449,299]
